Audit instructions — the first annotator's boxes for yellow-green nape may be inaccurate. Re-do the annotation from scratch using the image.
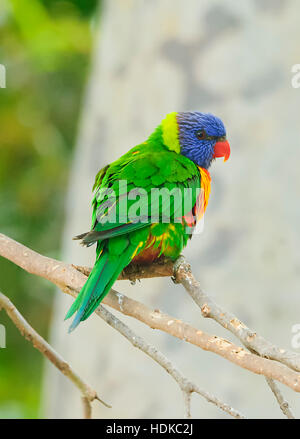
[161,112,180,153]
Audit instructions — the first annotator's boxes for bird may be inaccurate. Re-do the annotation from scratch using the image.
[65,111,230,331]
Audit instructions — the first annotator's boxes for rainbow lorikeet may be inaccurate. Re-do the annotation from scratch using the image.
[66,111,230,331]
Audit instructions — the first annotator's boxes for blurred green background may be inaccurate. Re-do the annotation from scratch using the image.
[0,0,99,418]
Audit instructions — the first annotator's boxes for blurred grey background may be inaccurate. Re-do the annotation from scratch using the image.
[41,0,300,418]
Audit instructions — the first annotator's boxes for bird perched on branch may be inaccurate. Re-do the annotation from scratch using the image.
[66,111,230,331]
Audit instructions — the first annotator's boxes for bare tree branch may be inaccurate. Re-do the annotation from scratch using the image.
[0,234,244,418]
[74,256,300,420]
[95,304,245,418]
[172,256,297,417]
[73,258,174,281]
[0,291,110,418]
[0,232,299,417]
[102,289,300,395]
[173,256,300,373]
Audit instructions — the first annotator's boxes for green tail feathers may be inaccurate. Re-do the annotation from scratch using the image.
[65,245,135,332]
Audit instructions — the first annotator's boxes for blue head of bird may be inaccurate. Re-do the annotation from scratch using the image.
[176,111,230,169]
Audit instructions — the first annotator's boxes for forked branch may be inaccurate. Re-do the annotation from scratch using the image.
[0,233,298,418]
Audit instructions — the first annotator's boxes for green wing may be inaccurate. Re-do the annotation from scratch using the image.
[76,142,201,246]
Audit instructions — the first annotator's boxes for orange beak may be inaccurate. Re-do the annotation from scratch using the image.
[213,140,230,162]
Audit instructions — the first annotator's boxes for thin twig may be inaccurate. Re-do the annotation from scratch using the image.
[182,389,192,419]
[81,396,92,419]
[0,291,110,418]
[265,378,295,419]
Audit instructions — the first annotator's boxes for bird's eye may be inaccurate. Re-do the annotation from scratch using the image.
[196,129,206,140]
